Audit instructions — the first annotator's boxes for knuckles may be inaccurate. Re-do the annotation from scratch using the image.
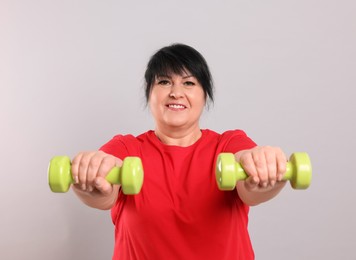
[72,151,116,187]
[239,146,286,188]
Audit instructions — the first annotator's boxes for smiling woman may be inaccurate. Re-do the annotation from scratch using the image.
[70,43,289,260]
[145,44,213,146]
[149,72,206,145]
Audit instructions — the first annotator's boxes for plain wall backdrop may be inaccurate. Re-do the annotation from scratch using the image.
[1,0,355,259]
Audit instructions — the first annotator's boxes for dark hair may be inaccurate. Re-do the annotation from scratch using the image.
[144,43,214,103]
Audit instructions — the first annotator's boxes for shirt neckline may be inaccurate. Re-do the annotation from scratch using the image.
[147,129,208,152]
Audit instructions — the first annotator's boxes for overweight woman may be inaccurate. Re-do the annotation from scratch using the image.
[71,43,287,259]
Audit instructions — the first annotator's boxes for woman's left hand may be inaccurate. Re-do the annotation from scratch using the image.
[235,146,287,192]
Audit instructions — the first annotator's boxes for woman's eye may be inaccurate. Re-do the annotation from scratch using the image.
[158,80,170,86]
[184,81,195,86]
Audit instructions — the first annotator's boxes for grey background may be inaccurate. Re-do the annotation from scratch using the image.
[1,0,355,259]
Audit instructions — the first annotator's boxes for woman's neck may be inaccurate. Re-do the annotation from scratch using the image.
[154,125,202,147]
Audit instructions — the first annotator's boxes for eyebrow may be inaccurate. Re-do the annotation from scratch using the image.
[156,74,194,79]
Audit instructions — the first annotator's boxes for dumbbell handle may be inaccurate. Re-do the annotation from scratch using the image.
[104,167,121,184]
[73,167,122,184]
[233,162,295,182]
[72,167,121,184]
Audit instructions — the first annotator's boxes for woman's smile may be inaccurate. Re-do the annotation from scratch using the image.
[166,103,187,111]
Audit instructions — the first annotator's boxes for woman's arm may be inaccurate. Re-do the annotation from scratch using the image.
[71,151,122,210]
[235,146,287,206]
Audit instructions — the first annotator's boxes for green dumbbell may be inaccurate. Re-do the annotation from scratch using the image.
[48,156,144,194]
[216,152,312,190]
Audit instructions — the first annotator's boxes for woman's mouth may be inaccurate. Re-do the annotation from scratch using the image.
[167,104,187,110]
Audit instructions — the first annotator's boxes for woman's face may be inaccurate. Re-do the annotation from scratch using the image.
[149,71,206,130]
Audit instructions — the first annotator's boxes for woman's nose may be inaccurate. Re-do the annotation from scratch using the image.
[169,85,184,98]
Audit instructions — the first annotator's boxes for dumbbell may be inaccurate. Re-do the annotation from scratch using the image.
[48,156,144,194]
[216,152,312,190]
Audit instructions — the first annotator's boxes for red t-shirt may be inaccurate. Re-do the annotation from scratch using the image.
[100,129,257,260]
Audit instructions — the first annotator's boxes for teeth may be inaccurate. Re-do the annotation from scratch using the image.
[168,104,185,109]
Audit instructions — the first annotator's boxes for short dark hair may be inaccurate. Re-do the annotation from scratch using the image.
[144,43,214,103]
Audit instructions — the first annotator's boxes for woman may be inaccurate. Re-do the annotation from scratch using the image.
[71,43,287,259]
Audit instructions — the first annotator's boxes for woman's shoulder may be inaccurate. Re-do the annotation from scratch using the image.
[200,129,255,153]
[100,131,152,158]
[101,131,152,148]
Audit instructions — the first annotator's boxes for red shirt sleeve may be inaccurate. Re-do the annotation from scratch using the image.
[221,130,257,153]
[99,134,134,160]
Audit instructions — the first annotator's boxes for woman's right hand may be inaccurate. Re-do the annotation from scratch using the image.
[71,151,122,196]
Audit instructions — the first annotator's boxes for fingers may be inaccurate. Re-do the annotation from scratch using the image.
[238,146,287,190]
[276,150,287,181]
[239,153,260,190]
[264,149,277,187]
[93,176,113,196]
[71,151,119,194]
